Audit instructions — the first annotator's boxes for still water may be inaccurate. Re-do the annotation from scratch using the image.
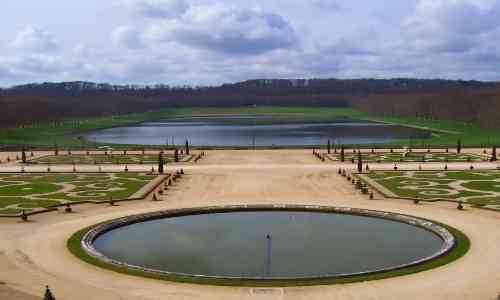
[93,211,443,278]
[83,117,431,146]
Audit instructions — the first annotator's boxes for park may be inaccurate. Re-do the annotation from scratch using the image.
[0,107,500,300]
[2,1,500,298]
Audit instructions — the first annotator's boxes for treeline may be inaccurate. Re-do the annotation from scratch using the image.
[0,95,165,127]
[0,94,348,127]
[0,78,498,128]
[3,78,492,97]
[348,86,500,128]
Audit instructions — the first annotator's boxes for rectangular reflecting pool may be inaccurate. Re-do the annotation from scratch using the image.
[82,116,431,146]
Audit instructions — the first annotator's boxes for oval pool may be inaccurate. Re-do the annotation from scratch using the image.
[82,206,455,280]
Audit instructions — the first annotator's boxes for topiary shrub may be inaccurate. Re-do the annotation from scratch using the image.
[174,148,179,163]
[158,151,165,174]
[43,286,56,300]
[185,140,190,155]
[21,210,28,222]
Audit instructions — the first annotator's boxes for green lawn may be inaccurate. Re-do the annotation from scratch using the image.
[0,173,157,215]
[1,106,500,147]
[361,114,500,147]
[27,153,192,165]
[365,170,500,209]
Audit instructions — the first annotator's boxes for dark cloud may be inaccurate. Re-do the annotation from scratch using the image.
[147,5,297,55]
[438,1,499,35]
[121,0,188,19]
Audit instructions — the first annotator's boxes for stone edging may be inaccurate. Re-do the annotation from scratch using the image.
[80,205,456,282]
[129,174,168,199]
[357,173,399,198]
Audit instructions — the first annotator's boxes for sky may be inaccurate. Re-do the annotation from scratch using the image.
[1,0,500,87]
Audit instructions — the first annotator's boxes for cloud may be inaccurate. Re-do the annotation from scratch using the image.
[310,0,342,11]
[10,25,58,53]
[403,0,500,54]
[0,63,12,81]
[326,36,380,56]
[120,0,188,19]
[146,5,297,55]
[111,26,145,49]
[7,55,75,75]
[2,0,500,86]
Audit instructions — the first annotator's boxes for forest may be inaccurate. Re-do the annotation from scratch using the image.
[0,78,498,128]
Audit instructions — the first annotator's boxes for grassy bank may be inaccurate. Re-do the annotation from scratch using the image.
[361,114,500,147]
[0,110,174,148]
[1,106,499,148]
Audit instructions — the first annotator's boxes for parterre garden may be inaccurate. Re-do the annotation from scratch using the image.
[0,173,157,215]
[364,170,500,210]
[27,153,192,165]
[328,152,485,163]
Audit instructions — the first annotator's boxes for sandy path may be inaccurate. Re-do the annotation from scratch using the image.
[1,150,500,300]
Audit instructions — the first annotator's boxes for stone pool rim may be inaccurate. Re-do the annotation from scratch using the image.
[77,205,457,283]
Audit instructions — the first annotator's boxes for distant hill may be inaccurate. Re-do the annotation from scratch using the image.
[2,78,495,97]
[0,78,498,128]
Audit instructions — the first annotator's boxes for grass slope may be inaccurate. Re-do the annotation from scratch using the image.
[0,106,499,147]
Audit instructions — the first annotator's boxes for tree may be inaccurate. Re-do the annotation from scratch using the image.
[340,145,345,162]
[158,151,165,174]
[174,148,179,162]
[457,138,462,154]
[185,139,190,155]
[327,140,331,154]
[357,151,363,173]
[491,145,497,162]
[21,146,27,164]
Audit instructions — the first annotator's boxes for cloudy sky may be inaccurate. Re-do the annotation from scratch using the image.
[1,0,500,87]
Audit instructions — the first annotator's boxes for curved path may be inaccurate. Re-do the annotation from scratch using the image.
[1,150,500,300]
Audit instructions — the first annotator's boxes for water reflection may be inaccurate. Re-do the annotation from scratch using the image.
[84,118,431,146]
[94,211,443,278]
